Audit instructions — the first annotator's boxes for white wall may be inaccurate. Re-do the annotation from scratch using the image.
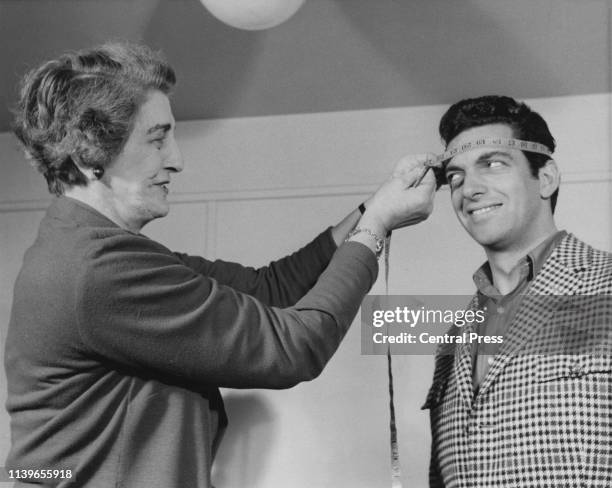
[1,94,611,487]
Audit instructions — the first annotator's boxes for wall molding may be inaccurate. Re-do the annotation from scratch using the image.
[0,172,610,213]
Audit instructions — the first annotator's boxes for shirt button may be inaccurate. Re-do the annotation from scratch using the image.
[497,306,505,314]
[487,357,495,366]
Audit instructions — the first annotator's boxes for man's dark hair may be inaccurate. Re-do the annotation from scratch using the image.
[438,95,558,212]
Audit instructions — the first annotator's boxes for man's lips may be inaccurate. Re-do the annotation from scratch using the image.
[466,203,502,216]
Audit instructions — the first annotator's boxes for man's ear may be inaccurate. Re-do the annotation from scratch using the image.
[538,159,560,199]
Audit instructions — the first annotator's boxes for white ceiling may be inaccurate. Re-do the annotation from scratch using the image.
[0,0,610,132]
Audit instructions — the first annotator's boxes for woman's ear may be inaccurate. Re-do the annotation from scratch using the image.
[70,155,100,182]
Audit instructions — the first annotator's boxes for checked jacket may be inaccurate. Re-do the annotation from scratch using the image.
[423,234,612,488]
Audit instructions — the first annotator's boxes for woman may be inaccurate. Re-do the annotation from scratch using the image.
[5,43,435,487]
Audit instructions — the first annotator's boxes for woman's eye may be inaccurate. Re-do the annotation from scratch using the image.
[152,138,164,149]
[486,160,504,168]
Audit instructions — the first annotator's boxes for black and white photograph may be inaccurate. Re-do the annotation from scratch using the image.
[0,1,610,487]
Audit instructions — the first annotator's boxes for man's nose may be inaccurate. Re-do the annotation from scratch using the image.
[461,170,486,199]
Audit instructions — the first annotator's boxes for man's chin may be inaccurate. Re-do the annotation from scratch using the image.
[466,228,506,249]
[460,218,503,247]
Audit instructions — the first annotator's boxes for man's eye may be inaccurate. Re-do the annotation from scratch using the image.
[486,160,504,168]
[152,138,165,149]
[446,173,463,188]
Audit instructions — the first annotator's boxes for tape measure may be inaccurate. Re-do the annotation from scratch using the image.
[383,233,403,488]
[425,137,552,167]
[428,136,553,166]
[412,136,553,187]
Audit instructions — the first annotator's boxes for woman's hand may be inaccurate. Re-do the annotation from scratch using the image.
[359,153,437,237]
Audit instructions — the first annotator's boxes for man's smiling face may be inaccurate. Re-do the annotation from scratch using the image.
[444,123,550,253]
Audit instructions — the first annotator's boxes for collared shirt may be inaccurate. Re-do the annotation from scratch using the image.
[471,230,567,389]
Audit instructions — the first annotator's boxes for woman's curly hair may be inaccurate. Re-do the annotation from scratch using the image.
[13,42,176,195]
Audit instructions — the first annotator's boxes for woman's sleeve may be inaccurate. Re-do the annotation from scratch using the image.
[173,228,337,307]
[76,233,376,390]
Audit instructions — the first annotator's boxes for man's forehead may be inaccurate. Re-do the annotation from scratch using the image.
[427,126,552,170]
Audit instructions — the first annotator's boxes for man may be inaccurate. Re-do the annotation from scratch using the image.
[423,95,612,487]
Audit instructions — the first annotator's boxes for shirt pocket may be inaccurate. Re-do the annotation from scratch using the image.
[537,354,612,382]
[535,354,612,480]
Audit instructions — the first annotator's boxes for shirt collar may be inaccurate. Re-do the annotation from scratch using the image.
[473,230,567,298]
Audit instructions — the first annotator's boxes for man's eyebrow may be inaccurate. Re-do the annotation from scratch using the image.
[146,123,172,135]
[444,150,512,173]
[475,150,512,162]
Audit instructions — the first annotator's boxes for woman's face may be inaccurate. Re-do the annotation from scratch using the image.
[104,90,183,232]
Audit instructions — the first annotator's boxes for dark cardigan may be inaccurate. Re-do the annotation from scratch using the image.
[5,196,377,487]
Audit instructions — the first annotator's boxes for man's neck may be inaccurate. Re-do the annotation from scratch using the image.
[484,225,558,295]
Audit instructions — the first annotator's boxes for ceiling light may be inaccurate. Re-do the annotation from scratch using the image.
[200,0,306,30]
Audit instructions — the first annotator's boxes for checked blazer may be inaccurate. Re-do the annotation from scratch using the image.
[423,234,612,488]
